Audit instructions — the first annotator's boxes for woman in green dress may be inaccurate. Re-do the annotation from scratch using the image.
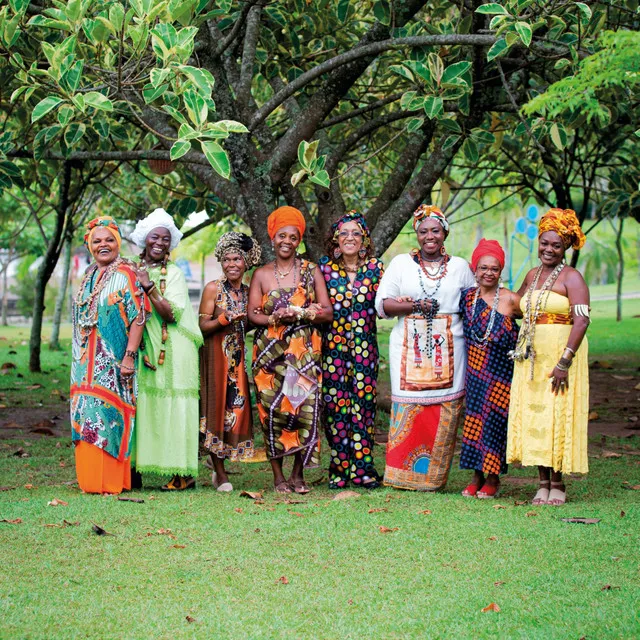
[130,208,203,490]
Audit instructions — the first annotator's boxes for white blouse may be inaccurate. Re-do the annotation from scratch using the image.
[375,254,475,405]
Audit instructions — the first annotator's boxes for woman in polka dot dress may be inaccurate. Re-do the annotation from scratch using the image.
[319,211,384,489]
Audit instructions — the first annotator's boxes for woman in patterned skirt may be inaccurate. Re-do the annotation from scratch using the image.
[199,232,261,492]
[375,205,475,491]
[459,239,520,498]
[249,207,332,494]
[319,211,384,489]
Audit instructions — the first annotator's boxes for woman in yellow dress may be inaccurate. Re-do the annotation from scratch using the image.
[506,208,590,506]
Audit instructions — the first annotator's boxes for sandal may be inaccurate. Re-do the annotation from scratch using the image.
[290,480,310,495]
[161,475,196,491]
[547,482,566,506]
[274,480,293,494]
[477,483,500,499]
[212,472,233,493]
[531,480,550,506]
[462,483,483,498]
[361,478,381,490]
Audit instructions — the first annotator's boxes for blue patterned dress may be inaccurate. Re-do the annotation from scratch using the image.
[319,256,383,487]
[459,287,518,475]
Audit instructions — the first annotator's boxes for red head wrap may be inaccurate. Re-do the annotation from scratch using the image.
[267,206,306,240]
[470,238,505,272]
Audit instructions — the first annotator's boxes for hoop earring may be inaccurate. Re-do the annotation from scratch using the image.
[358,248,367,259]
[440,245,446,256]
[334,247,342,259]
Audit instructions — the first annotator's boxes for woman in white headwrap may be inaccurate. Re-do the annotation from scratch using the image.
[130,208,203,490]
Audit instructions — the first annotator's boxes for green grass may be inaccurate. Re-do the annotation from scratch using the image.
[0,308,639,638]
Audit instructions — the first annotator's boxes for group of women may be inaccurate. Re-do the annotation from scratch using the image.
[70,203,590,506]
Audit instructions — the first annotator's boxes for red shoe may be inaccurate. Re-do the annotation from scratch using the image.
[461,483,483,497]
[477,483,500,499]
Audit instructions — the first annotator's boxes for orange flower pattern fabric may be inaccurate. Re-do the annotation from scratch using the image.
[459,288,518,475]
[252,260,321,467]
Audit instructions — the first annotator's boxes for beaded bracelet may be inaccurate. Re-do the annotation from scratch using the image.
[125,350,136,359]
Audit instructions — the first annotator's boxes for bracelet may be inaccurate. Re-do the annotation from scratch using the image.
[142,283,156,294]
[125,350,136,359]
[268,314,278,327]
[218,313,230,326]
[563,346,576,356]
[556,357,572,371]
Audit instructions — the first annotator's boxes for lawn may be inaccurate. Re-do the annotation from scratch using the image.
[0,305,639,639]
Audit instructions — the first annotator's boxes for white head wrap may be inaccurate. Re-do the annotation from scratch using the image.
[129,208,183,251]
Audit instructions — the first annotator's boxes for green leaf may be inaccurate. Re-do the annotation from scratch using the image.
[441,61,471,84]
[143,82,169,103]
[515,21,532,47]
[150,68,171,89]
[389,65,415,82]
[161,104,188,126]
[373,1,390,25]
[57,104,74,126]
[299,140,319,170]
[554,58,571,70]
[71,93,85,112]
[487,37,509,62]
[475,3,510,15]
[84,92,113,112]
[10,86,29,103]
[406,117,424,133]
[178,123,201,140]
[428,53,444,85]
[575,2,592,24]
[290,168,308,187]
[442,135,460,152]
[423,96,444,119]
[63,122,86,147]
[309,169,330,189]
[550,122,567,150]
[211,120,249,134]
[184,90,207,127]
[60,59,84,93]
[336,0,351,22]
[31,96,65,123]
[461,137,479,164]
[470,128,496,144]
[94,121,110,139]
[201,140,230,179]
[170,140,191,160]
[440,118,461,133]
[27,15,71,30]
[9,0,30,15]
[179,65,215,96]
[109,3,125,33]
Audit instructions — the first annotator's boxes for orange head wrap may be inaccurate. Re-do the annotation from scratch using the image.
[538,208,586,250]
[267,206,306,240]
[84,216,122,256]
[471,239,505,272]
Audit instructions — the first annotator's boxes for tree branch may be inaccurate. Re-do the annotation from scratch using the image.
[319,93,404,129]
[236,4,263,111]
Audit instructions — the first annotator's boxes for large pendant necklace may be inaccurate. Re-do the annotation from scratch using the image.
[274,257,298,290]
[509,262,565,379]
[470,285,501,348]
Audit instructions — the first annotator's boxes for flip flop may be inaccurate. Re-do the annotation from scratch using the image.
[477,483,500,499]
[161,476,196,491]
[547,482,566,506]
[211,472,233,493]
[291,480,310,495]
[462,483,483,497]
[531,481,550,505]
[274,480,293,494]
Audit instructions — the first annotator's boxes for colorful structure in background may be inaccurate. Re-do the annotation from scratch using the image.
[508,205,540,289]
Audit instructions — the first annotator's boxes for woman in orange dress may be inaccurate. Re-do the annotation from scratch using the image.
[248,207,332,494]
[70,217,148,494]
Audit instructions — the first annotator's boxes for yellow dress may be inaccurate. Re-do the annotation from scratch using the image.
[506,291,589,473]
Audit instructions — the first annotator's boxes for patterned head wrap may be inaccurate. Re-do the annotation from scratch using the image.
[412,204,449,237]
[267,206,306,240]
[331,210,371,247]
[129,208,183,251]
[538,208,586,250]
[84,216,122,256]
[214,232,262,269]
[471,238,505,272]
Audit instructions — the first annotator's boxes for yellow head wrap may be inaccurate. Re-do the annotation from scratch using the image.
[84,216,122,256]
[538,208,586,250]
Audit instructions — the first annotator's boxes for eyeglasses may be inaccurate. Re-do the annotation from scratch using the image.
[338,230,363,239]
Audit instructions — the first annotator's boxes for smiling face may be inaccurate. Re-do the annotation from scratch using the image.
[336,220,364,259]
[273,225,301,260]
[91,227,119,267]
[144,226,172,263]
[538,230,565,268]
[475,255,502,288]
[221,251,246,284]
[416,218,445,259]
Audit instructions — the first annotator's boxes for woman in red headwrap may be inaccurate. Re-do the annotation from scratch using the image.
[507,209,590,506]
[248,207,332,494]
[459,239,521,498]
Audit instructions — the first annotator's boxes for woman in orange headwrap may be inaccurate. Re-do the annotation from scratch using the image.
[507,208,590,506]
[459,239,521,498]
[71,217,149,494]
[248,207,333,493]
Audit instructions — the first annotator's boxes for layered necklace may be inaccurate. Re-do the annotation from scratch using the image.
[274,257,298,290]
[412,251,449,359]
[222,279,248,340]
[509,262,565,379]
[140,255,169,367]
[469,285,501,348]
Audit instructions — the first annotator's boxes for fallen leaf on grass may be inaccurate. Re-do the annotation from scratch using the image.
[156,528,175,538]
[488,536,498,541]
[234,508,243,513]
[601,584,620,591]
[284,498,304,505]
[276,576,289,585]
[514,500,527,506]
[24,484,34,490]
[0,518,22,524]
[117,497,144,504]
[185,616,197,623]
[171,544,186,549]
[620,510,625,518]
[481,602,500,613]
[493,504,506,510]
[526,511,538,517]
[419,509,432,515]
[561,518,601,525]
[47,498,68,507]
[254,528,260,533]
[368,508,388,514]
[1,362,16,370]
[91,522,115,536]
[0,486,16,492]
[588,411,599,421]
[379,526,399,533]
[287,510,304,517]
[63,520,79,526]
[332,490,360,501]
[348,599,354,605]
[635,382,640,391]
[239,490,263,500]
[621,483,640,491]
[493,581,505,587]
[25,384,43,390]
[11,447,29,458]
[602,451,622,459]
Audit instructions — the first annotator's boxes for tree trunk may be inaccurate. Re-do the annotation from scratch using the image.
[48,237,72,351]
[29,162,71,372]
[1,242,13,326]
[615,216,624,322]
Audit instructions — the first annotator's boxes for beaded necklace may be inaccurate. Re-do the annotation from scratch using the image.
[274,256,298,290]
[469,285,501,348]
[509,262,565,379]
[140,255,169,366]
[221,279,248,341]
